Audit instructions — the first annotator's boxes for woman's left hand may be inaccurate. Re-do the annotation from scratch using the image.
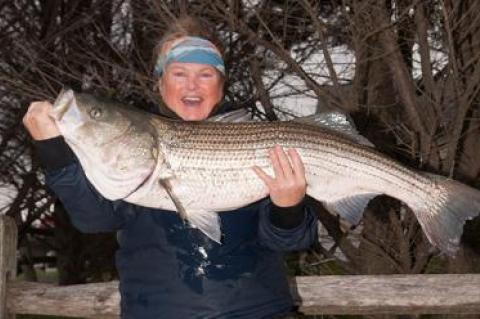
[252,145,307,207]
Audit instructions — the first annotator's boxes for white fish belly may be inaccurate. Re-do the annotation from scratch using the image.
[164,146,273,212]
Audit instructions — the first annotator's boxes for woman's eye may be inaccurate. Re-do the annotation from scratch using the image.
[90,108,102,119]
[200,73,214,78]
[173,72,186,77]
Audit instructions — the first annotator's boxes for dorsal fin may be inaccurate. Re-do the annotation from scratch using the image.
[293,111,374,147]
[207,108,255,123]
[208,108,374,147]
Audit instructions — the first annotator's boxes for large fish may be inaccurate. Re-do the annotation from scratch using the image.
[51,89,480,255]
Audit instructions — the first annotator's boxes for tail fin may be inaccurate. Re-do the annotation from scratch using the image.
[413,177,480,255]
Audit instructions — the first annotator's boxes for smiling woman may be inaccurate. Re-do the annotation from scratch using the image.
[23,15,318,319]
[155,35,226,120]
[159,59,224,120]
[152,17,227,120]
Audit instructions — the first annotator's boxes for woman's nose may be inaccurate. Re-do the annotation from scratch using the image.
[186,74,199,90]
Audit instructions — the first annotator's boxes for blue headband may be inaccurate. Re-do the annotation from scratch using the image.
[154,36,225,77]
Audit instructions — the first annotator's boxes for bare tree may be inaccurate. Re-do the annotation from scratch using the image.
[1,3,479,317]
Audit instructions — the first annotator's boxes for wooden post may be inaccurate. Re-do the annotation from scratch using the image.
[0,215,17,319]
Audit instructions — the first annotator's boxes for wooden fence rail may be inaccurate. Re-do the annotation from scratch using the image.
[2,215,480,318]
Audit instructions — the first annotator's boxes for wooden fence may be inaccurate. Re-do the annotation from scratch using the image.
[2,215,480,318]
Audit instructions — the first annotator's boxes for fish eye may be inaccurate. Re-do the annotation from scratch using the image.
[89,107,102,119]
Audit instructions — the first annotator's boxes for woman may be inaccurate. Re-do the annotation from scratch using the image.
[23,17,318,319]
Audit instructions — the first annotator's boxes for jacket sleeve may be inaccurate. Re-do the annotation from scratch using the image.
[46,163,134,233]
[37,136,133,233]
[257,199,318,252]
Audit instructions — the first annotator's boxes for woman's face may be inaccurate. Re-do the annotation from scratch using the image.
[159,62,224,121]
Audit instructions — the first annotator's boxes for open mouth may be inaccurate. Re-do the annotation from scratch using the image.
[181,96,203,107]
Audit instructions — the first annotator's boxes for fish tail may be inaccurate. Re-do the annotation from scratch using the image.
[411,176,480,255]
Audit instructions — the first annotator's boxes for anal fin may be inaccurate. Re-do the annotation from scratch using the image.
[325,193,379,226]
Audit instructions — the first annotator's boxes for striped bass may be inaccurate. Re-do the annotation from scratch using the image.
[51,89,480,255]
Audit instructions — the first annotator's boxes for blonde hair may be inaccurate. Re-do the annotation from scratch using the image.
[152,16,224,70]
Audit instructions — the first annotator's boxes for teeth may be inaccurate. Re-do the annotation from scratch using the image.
[183,97,202,102]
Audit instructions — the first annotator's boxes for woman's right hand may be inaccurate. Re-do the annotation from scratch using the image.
[23,101,61,140]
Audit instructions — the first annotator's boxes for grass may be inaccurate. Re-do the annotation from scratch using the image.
[17,266,59,283]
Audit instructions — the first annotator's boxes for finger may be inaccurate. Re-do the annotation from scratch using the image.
[26,102,51,120]
[252,166,274,188]
[274,145,294,179]
[287,148,306,177]
[24,103,53,124]
[29,101,50,111]
[268,147,286,180]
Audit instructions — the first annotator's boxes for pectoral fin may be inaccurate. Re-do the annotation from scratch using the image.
[158,178,222,244]
[159,178,189,220]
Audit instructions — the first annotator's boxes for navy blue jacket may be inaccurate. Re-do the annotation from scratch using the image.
[39,138,318,319]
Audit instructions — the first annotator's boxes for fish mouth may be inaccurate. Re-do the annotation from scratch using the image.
[51,89,75,121]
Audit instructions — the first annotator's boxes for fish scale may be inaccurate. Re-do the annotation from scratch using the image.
[52,89,480,255]
[160,120,449,232]
[165,120,427,196]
